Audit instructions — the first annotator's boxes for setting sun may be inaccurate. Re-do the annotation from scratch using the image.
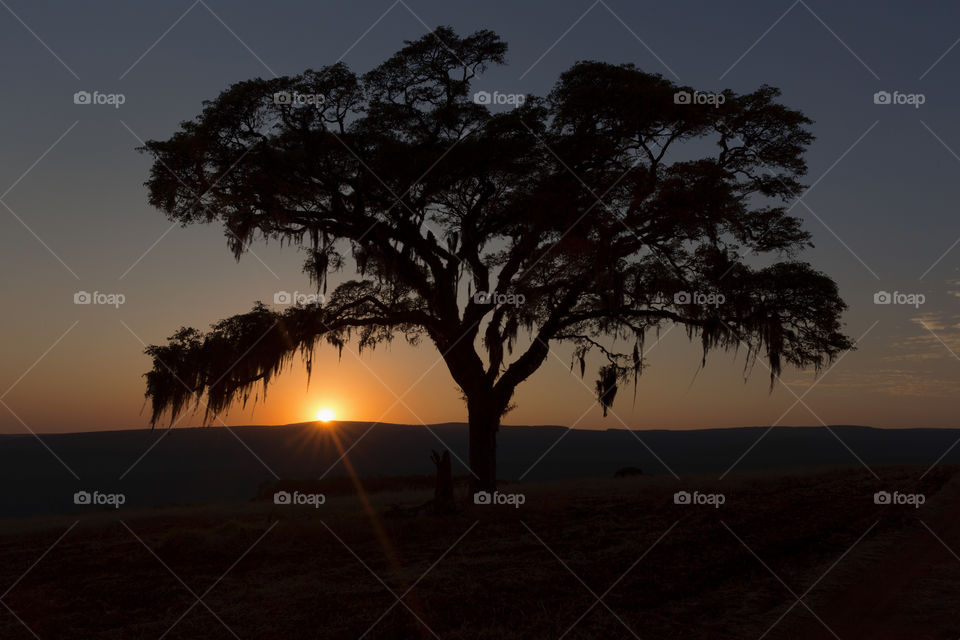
[315,408,336,422]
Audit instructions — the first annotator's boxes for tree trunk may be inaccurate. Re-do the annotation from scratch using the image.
[467,398,500,496]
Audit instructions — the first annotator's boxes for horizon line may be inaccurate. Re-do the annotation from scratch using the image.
[1,421,943,438]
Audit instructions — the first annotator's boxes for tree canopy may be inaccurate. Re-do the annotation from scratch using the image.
[140,28,850,473]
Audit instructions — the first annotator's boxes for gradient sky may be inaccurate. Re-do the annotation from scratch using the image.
[3,0,960,433]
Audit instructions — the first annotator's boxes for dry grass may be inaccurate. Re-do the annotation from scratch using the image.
[0,466,958,639]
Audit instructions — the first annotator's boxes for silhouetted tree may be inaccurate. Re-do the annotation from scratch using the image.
[140,27,851,494]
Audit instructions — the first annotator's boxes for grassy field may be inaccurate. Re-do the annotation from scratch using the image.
[1,466,958,639]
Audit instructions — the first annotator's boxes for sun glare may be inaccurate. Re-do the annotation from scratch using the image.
[315,408,336,422]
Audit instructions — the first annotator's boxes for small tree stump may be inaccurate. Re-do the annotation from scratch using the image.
[431,449,456,513]
[386,450,460,517]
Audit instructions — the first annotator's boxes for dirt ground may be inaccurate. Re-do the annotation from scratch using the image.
[0,465,957,639]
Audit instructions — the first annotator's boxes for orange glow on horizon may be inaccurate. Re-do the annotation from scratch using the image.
[315,408,336,422]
